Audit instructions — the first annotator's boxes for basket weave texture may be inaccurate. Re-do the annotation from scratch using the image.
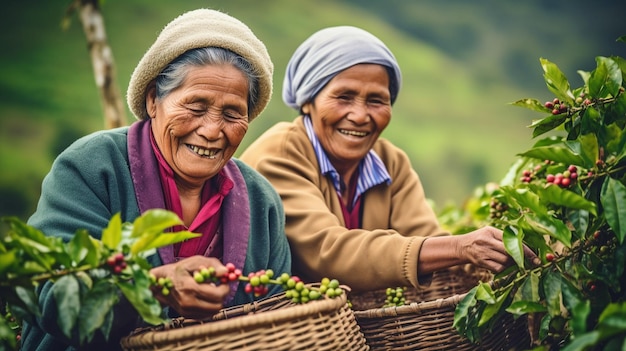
[120,285,369,351]
[350,265,531,351]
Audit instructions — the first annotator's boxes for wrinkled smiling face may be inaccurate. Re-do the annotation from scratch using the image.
[304,64,392,171]
[147,64,249,187]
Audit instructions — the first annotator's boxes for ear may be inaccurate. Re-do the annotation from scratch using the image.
[301,103,311,115]
[145,81,157,119]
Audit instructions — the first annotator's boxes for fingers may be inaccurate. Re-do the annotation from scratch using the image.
[150,256,231,319]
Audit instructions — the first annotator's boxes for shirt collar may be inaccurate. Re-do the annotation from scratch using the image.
[303,115,391,203]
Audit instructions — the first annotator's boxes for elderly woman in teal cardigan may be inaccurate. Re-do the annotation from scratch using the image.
[21,9,291,351]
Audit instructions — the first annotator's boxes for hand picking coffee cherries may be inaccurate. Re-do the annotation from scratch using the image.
[150,263,343,303]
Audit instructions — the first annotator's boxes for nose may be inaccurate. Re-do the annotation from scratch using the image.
[196,113,224,140]
[347,100,370,124]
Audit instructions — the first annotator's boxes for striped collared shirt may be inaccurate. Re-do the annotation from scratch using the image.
[303,115,392,207]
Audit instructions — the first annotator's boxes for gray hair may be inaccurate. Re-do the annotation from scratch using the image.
[155,47,260,118]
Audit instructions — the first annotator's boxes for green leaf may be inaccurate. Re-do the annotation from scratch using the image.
[578,133,600,169]
[540,58,574,103]
[102,213,122,250]
[478,285,512,327]
[530,113,568,138]
[518,146,585,166]
[542,271,563,316]
[570,300,591,335]
[588,57,622,99]
[130,209,184,239]
[475,282,495,304]
[601,177,626,243]
[501,186,546,214]
[453,287,477,327]
[511,98,552,113]
[78,280,119,344]
[131,231,200,256]
[15,285,41,316]
[0,250,17,277]
[52,275,80,339]
[117,267,165,326]
[525,213,572,248]
[506,300,547,315]
[560,331,600,351]
[531,184,597,215]
[503,225,525,268]
[68,230,99,267]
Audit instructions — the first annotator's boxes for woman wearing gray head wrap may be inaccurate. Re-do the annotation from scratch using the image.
[22,9,291,351]
[240,26,537,293]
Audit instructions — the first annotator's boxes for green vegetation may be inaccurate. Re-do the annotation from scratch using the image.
[1,0,625,220]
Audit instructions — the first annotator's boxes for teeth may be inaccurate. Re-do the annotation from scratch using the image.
[191,145,218,158]
[339,129,367,137]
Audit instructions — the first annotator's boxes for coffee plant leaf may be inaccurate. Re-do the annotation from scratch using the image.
[560,275,584,313]
[453,286,479,339]
[511,98,551,113]
[588,57,622,99]
[68,229,100,267]
[101,212,122,250]
[77,279,118,344]
[600,177,626,243]
[541,270,564,316]
[0,250,16,277]
[561,331,601,351]
[130,230,199,256]
[570,300,591,335]
[605,123,625,157]
[578,133,600,168]
[478,285,512,327]
[528,113,568,138]
[52,275,80,339]
[530,183,597,215]
[503,225,525,268]
[506,300,546,315]
[129,209,184,239]
[516,269,541,302]
[540,58,575,103]
[475,281,495,304]
[116,267,165,326]
[524,212,572,248]
[519,145,586,166]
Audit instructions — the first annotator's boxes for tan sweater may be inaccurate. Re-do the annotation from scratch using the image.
[240,116,449,292]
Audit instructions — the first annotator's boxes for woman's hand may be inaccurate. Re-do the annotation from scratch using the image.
[456,226,540,273]
[150,255,230,320]
[419,226,540,275]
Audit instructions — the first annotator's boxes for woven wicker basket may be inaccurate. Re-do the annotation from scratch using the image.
[120,285,369,351]
[349,265,531,351]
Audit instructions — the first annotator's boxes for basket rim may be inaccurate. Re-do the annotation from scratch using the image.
[351,292,468,319]
[121,289,349,347]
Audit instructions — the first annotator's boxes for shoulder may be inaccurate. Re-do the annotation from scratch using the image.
[372,138,413,167]
[240,117,310,162]
[61,127,129,157]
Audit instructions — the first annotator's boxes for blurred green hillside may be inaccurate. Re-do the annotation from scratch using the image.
[1,0,625,221]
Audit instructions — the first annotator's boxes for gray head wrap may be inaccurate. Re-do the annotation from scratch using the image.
[127,8,273,122]
[282,26,402,111]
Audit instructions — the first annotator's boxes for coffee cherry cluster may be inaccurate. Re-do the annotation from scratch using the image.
[544,98,568,115]
[489,198,509,219]
[546,165,578,188]
[383,287,407,307]
[105,253,127,275]
[151,276,173,296]
[153,262,343,304]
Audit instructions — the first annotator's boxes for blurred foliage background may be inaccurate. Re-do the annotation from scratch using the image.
[1,0,625,221]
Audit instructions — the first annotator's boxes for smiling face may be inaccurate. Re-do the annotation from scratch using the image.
[146,64,249,189]
[303,63,392,181]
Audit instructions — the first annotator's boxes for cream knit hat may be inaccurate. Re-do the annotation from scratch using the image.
[127,8,273,122]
